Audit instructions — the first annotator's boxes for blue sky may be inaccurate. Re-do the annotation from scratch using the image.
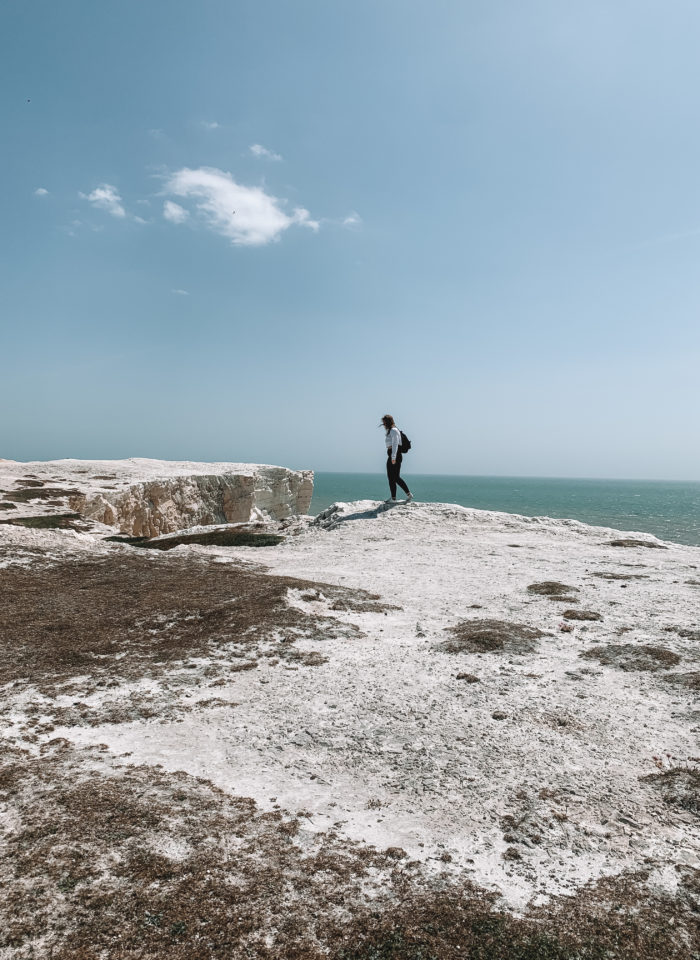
[2,0,699,479]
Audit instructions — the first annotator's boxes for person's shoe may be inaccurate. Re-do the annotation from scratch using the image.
[405,493,413,502]
[384,497,396,503]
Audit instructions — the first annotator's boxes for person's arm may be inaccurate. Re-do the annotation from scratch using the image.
[391,427,400,461]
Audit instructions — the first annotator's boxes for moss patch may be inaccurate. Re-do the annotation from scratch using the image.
[608,539,667,549]
[642,768,700,816]
[1,742,697,960]
[0,743,405,960]
[592,572,650,581]
[527,582,579,599]
[663,626,700,642]
[580,644,681,672]
[663,672,700,692]
[336,875,699,960]
[562,609,602,622]
[442,619,547,655]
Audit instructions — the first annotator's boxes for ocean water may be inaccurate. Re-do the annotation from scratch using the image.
[308,473,700,547]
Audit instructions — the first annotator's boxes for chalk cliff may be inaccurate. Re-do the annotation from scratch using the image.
[0,458,313,537]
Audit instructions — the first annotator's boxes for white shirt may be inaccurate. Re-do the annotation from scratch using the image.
[385,425,401,459]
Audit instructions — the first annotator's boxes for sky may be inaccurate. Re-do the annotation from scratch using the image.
[2,0,700,480]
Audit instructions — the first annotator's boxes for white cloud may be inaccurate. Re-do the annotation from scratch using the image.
[80,183,126,218]
[342,211,362,228]
[34,187,49,197]
[172,288,189,296]
[163,200,189,224]
[250,143,283,162]
[202,121,220,131]
[164,166,319,246]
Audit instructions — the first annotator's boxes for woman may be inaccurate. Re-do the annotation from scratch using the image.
[381,414,413,503]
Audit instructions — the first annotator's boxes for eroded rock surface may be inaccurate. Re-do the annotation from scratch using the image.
[2,493,699,958]
[0,459,313,536]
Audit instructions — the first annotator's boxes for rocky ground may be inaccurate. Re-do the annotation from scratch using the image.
[1,465,699,959]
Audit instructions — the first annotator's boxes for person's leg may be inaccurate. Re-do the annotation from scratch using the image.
[386,453,397,499]
[394,452,410,496]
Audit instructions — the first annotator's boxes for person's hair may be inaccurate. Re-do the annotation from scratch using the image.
[381,414,395,433]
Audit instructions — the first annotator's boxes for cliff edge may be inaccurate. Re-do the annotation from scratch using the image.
[0,458,313,536]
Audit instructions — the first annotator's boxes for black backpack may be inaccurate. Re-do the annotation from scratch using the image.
[400,430,411,453]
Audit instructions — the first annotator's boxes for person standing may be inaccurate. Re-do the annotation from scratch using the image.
[381,414,413,502]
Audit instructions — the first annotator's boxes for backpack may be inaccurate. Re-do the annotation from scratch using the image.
[400,430,411,453]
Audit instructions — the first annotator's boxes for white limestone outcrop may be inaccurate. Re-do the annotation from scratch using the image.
[0,458,313,537]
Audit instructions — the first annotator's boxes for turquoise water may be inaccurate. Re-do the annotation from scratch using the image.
[309,473,700,547]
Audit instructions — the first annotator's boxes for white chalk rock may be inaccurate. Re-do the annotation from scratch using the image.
[0,458,313,537]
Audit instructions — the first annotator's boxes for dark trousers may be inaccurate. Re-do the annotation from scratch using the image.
[386,449,410,499]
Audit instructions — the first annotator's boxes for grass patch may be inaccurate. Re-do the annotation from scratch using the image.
[0,513,83,530]
[442,619,546,655]
[0,502,17,510]
[580,644,682,672]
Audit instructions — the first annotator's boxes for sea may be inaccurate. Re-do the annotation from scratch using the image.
[308,473,700,548]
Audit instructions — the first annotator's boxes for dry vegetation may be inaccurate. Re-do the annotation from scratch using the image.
[526,582,579,601]
[0,552,383,698]
[641,767,700,817]
[1,740,698,960]
[2,486,80,503]
[561,610,602,622]
[105,527,285,549]
[0,513,85,530]
[663,672,700,691]
[1,517,698,958]
[441,620,547,655]
[591,572,649,581]
[664,626,700,642]
[608,539,668,549]
[580,643,682,673]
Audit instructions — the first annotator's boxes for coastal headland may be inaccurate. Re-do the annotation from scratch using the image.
[1,460,698,958]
